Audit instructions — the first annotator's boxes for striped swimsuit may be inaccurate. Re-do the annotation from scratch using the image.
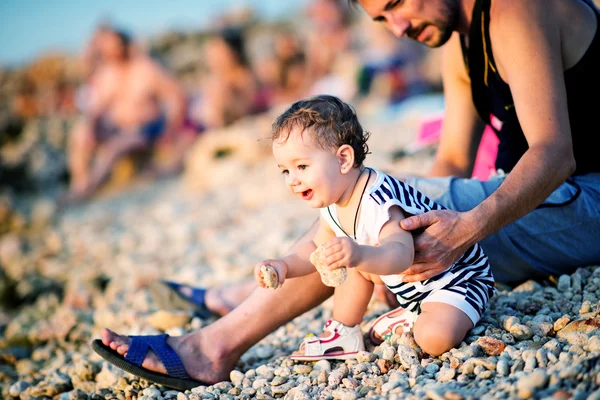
[321,167,496,324]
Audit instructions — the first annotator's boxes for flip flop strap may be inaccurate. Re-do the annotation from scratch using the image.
[125,334,190,380]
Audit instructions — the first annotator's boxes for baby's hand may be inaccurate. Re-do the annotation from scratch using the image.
[325,237,363,270]
[254,259,288,289]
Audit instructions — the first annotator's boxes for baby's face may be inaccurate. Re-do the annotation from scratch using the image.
[273,128,346,208]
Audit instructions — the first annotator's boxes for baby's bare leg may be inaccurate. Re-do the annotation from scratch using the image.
[332,269,374,326]
[413,302,473,356]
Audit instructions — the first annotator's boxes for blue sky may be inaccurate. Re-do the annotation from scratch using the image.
[0,0,309,67]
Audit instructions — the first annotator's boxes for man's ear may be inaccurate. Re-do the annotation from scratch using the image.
[336,145,355,174]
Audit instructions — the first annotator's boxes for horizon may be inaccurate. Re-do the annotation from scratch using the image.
[0,0,309,68]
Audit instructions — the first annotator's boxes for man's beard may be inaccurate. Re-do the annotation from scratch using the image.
[408,0,458,48]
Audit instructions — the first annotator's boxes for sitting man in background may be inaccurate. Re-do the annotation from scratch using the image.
[63,27,186,205]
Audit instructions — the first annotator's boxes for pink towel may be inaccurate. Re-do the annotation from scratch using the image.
[416,117,498,181]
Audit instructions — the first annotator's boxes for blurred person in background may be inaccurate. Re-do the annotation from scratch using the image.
[186,26,260,131]
[62,27,186,206]
[303,0,359,100]
[252,28,310,110]
[355,18,432,105]
[74,21,113,115]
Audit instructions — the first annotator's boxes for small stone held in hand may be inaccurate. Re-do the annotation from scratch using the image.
[310,244,347,287]
[260,265,280,289]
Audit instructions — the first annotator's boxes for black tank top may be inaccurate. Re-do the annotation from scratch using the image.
[461,0,600,175]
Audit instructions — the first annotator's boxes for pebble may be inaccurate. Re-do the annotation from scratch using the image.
[516,369,548,399]
[9,380,32,397]
[437,367,456,383]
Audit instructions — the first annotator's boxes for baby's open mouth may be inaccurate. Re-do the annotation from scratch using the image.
[301,189,313,200]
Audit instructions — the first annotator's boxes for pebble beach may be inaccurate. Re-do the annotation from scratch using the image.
[1,95,600,400]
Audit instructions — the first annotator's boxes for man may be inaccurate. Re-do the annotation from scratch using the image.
[64,27,186,204]
[93,0,600,389]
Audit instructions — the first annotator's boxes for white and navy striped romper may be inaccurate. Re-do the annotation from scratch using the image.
[321,167,496,324]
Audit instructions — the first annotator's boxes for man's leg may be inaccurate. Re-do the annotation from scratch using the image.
[82,133,149,199]
[100,219,333,382]
[203,279,257,316]
[67,118,96,195]
[102,271,333,383]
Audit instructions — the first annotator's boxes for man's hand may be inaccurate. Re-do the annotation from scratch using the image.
[400,210,476,282]
[325,237,363,270]
[254,259,288,289]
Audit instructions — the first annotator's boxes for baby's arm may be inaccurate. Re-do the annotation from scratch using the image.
[254,217,334,288]
[326,206,414,276]
[281,216,334,278]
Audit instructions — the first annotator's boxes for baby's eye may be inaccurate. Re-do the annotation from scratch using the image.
[281,169,289,175]
[298,165,307,170]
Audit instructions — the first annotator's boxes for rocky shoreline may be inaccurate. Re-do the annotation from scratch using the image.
[1,97,599,400]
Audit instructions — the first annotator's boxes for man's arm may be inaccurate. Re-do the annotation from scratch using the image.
[401,0,576,281]
[464,0,575,240]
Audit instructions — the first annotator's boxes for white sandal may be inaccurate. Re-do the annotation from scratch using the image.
[290,319,365,361]
[368,307,418,345]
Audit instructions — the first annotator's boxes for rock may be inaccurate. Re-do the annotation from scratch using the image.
[146,310,191,331]
[436,367,456,383]
[310,244,347,287]
[397,344,420,368]
[9,380,31,397]
[557,275,571,291]
[556,317,600,339]
[587,335,600,352]
[30,198,56,231]
[255,346,274,359]
[313,360,331,372]
[142,387,162,397]
[516,369,548,399]
[526,321,554,338]
[95,362,128,389]
[230,370,244,386]
[497,358,510,376]
[510,324,534,341]
[501,316,520,331]
[293,364,312,375]
[554,315,571,332]
[260,265,279,289]
[355,351,376,363]
[328,365,349,386]
[0,234,23,279]
[477,336,506,356]
[512,280,542,293]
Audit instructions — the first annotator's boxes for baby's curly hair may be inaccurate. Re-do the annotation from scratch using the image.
[271,94,371,167]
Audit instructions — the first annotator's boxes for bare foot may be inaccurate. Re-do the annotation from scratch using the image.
[100,328,232,384]
[205,280,256,317]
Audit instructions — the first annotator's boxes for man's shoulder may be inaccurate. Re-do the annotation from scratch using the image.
[489,0,563,29]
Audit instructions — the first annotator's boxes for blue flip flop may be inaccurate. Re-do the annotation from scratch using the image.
[148,280,217,319]
[91,334,206,391]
